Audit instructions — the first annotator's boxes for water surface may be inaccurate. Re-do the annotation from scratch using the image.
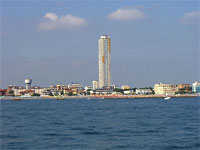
[1,98,199,149]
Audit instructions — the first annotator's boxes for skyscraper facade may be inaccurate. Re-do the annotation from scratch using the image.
[98,35,111,88]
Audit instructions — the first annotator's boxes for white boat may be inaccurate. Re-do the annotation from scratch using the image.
[164,97,171,100]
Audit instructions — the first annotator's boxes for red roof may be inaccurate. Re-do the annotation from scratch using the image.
[0,89,6,92]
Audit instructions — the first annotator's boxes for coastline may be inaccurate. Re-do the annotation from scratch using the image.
[0,94,198,100]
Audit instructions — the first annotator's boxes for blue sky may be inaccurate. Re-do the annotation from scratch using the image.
[1,0,199,88]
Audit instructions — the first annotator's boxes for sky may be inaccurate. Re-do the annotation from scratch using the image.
[1,0,199,88]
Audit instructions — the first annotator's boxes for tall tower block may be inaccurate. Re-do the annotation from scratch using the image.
[98,35,111,88]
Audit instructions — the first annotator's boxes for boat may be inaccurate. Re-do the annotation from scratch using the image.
[164,97,171,100]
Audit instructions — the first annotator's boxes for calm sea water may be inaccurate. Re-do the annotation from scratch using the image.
[0,98,199,150]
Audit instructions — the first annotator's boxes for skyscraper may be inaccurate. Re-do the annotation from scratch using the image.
[98,35,111,88]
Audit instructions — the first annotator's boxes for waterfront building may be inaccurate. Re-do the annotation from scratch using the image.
[136,89,152,95]
[56,84,61,90]
[178,84,190,89]
[154,83,177,95]
[32,86,44,95]
[112,84,119,89]
[6,85,17,96]
[177,84,191,93]
[0,89,7,96]
[98,35,112,88]
[68,83,83,90]
[13,86,26,96]
[94,88,113,95]
[192,82,200,93]
[85,86,92,91]
[20,89,34,96]
[92,80,99,90]
[123,90,134,95]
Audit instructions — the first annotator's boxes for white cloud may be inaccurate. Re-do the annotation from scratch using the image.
[108,8,146,21]
[39,13,87,31]
[181,11,200,24]
[44,13,58,21]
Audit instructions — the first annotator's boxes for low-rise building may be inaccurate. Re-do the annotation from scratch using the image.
[136,89,152,95]
[154,83,177,95]
[6,85,18,96]
[68,83,83,90]
[20,89,34,96]
[113,84,119,89]
[192,82,200,93]
[178,84,190,89]
[177,84,191,93]
[94,88,113,95]
[41,88,52,96]
[85,86,92,91]
[13,86,26,96]
[0,89,7,96]
[94,86,114,95]
[123,90,134,95]
[32,86,44,95]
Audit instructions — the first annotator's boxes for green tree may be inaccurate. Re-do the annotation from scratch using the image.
[114,88,123,93]
[32,93,40,96]
[68,92,73,96]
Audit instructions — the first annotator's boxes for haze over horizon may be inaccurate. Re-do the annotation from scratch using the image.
[1,0,199,88]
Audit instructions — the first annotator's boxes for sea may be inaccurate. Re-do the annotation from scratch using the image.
[0,97,199,150]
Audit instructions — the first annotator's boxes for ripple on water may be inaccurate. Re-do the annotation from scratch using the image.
[1,98,199,150]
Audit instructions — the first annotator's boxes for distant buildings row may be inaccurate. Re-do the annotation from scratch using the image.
[1,36,200,97]
[0,79,199,97]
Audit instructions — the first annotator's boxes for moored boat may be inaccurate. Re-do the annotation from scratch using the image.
[164,97,171,100]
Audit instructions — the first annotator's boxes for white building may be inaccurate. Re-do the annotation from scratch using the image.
[32,86,44,95]
[92,80,99,90]
[98,35,111,88]
[68,83,83,90]
[136,89,152,95]
[154,83,177,95]
[112,84,119,89]
[123,90,134,95]
[192,82,200,93]
[85,86,92,91]
[13,86,25,96]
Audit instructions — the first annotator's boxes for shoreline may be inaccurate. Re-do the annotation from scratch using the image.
[0,94,199,100]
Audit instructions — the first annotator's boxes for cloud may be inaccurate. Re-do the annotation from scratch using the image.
[39,13,87,31]
[181,11,200,24]
[44,13,58,21]
[108,8,146,21]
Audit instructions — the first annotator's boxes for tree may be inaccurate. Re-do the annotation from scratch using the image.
[9,90,14,94]
[114,88,123,93]
[32,93,40,96]
[8,90,14,96]
[68,92,73,96]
